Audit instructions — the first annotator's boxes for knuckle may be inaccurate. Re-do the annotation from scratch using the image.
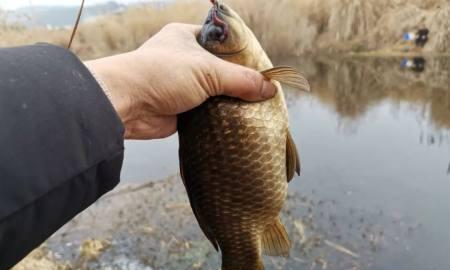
[205,69,221,95]
[199,61,221,95]
[163,23,193,32]
[162,23,183,33]
[164,22,180,29]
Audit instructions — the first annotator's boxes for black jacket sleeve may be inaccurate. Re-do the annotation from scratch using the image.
[0,44,125,269]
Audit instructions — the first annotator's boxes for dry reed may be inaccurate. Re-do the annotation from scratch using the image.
[0,0,448,59]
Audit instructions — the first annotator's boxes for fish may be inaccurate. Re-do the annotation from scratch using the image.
[177,1,310,269]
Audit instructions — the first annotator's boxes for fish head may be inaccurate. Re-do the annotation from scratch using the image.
[199,1,249,56]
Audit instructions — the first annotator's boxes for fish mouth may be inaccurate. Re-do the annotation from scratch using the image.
[200,1,247,55]
[201,0,230,43]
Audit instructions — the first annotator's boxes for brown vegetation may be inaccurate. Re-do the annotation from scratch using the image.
[1,0,449,60]
[0,1,210,59]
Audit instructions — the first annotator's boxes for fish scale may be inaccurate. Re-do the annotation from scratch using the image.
[178,2,309,269]
[179,93,289,268]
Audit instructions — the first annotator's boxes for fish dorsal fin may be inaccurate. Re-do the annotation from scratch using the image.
[261,66,310,92]
[261,217,291,257]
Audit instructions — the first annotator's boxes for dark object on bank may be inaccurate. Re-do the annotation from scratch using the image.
[415,28,429,48]
[0,44,124,270]
[403,28,429,48]
[400,57,426,72]
[179,1,309,270]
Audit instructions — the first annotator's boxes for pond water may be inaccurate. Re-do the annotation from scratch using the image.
[121,56,450,270]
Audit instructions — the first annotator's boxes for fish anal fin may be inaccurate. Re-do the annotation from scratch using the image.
[261,66,311,92]
[286,130,301,182]
[261,217,291,257]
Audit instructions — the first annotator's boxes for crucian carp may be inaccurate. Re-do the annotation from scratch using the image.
[178,1,310,269]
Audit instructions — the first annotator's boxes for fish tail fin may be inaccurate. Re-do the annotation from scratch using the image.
[261,217,291,257]
[261,66,311,92]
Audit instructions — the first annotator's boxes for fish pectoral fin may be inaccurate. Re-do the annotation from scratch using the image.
[286,130,301,182]
[261,66,311,92]
[261,217,291,257]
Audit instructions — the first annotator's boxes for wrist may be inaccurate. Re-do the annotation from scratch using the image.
[85,64,114,102]
[84,54,139,128]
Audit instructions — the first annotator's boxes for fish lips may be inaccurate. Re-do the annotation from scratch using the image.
[200,7,229,44]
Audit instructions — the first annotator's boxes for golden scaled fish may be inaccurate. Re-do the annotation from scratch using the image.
[177,1,310,269]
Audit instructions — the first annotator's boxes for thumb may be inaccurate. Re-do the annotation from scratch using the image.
[213,60,277,102]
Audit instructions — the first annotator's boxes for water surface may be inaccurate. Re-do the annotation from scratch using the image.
[121,56,450,270]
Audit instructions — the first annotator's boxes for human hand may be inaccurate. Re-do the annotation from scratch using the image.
[85,23,277,140]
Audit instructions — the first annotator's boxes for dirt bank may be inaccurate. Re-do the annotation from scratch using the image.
[14,175,421,270]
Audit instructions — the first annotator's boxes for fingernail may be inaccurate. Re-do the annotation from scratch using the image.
[260,80,277,99]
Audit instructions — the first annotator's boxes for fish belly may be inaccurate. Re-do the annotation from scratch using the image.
[179,94,288,265]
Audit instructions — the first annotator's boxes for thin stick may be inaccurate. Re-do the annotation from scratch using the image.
[324,240,359,258]
[68,0,85,49]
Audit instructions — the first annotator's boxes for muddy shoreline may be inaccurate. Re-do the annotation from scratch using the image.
[15,175,420,270]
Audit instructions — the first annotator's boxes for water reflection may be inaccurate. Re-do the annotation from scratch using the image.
[400,57,426,73]
[280,56,450,131]
[123,57,450,182]
[278,56,450,270]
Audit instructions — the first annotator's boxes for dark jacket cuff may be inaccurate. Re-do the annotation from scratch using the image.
[0,44,125,269]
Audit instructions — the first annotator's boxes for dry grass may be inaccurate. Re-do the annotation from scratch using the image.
[0,0,449,59]
[0,0,210,59]
[11,246,70,270]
